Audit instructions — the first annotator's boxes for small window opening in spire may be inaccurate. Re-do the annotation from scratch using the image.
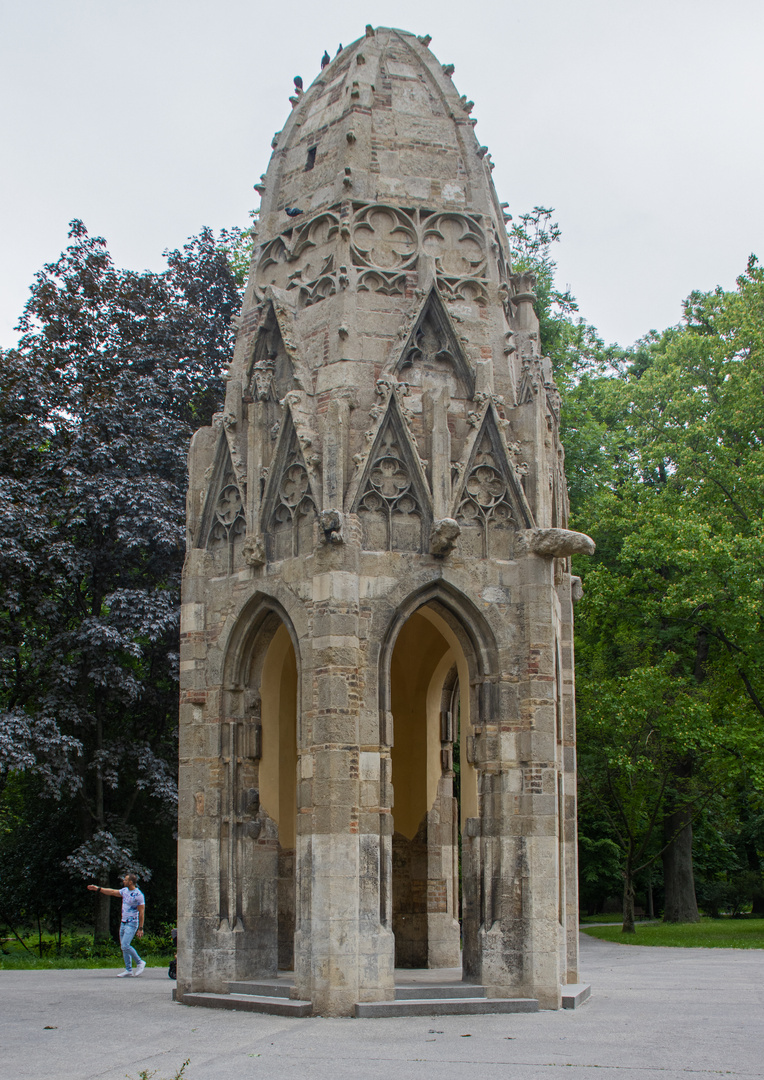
[305,146,317,171]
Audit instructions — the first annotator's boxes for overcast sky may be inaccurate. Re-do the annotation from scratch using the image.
[2,0,762,349]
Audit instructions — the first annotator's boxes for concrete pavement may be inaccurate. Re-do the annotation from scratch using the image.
[1,934,762,1080]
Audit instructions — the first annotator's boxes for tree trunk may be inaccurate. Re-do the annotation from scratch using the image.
[95,882,111,941]
[744,826,764,914]
[662,806,699,923]
[93,692,111,941]
[621,862,636,933]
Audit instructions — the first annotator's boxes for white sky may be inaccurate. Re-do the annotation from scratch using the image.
[1,0,762,349]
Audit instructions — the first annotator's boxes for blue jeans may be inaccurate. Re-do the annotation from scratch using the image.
[119,920,142,971]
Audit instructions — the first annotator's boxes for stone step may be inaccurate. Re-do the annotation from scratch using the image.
[394,984,486,1000]
[228,980,293,998]
[562,984,591,1009]
[183,992,312,1017]
[355,997,539,1018]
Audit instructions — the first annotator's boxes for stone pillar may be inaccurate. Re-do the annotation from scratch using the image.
[293,560,394,1014]
[177,550,224,996]
[559,570,580,984]
[425,776,461,967]
[462,557,563,1009]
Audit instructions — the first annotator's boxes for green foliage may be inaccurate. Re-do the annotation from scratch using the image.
[508,207,577,334]
[514,211,764,923]
[0,772,88,942]
[0,221,241,933]
[0,929,174,969]
[569,257,764,925]
[577,833,623,915]
[216,214,258,288]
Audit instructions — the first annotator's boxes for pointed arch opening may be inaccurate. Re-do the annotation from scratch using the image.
[220,601,300,975]
[381,586,494,973]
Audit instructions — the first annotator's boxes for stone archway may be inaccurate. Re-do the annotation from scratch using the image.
[383,591,490,974]
[214,601,300,980]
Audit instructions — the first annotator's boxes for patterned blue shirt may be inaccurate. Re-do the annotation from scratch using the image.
[119,886,145,922]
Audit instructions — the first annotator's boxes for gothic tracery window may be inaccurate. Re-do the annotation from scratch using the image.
[358,431,424,552]
[269,460,317,560]
[208,481,247,573]
[456,433,516,560]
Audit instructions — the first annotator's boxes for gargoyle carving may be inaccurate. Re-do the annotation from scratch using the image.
[430,518,460,557]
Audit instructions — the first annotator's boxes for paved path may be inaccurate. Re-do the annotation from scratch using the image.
[2,935,762,1080]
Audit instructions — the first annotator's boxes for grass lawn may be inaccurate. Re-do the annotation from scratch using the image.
[579,913,654,924]
[0,953,174,971]
[581,917,764,949]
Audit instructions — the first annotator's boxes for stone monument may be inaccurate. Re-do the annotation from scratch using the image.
[177,26,593,1016]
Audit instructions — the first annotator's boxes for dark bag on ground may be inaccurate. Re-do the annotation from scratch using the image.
[168,959,177,980]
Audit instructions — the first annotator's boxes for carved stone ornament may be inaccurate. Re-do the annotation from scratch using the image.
[277,463,314,518]
[375,375,414,424]
[297,275,338,308]
[525,528,596,558]
[251,356,276,401]
[510,270,537,299]
[215,484,243,526]
[429,517,460,557]
[357,269,407,295]
[205,471,247,573]
[436,277,489,306]
[517,356,543,404]
[242,533,266,566]
[356,425,427,553]
[255,212,340,295]
[455,432,517,559]
[352,205,417,271]
[422,213,486,278]
[319,509,343,545]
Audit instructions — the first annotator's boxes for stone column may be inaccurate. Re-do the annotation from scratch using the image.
[465,557,563,1009]
[558,570,580,983]
[176,551,233,995]
[293,556,394,1014]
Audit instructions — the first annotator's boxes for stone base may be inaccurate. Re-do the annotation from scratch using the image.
[562,983,591,1009]
[355,997,539,1017]
[182,991,312,1016]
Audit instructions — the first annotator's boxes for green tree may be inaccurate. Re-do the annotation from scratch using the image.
[510,211,764,925]
[569,258,764,925]
[0,222,240,936]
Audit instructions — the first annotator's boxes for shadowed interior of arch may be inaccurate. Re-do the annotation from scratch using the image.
[390,606,477,968]
[254,622,297,970]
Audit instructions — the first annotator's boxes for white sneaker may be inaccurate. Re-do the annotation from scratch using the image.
[117,969,132,977]
[133,960,147,977]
